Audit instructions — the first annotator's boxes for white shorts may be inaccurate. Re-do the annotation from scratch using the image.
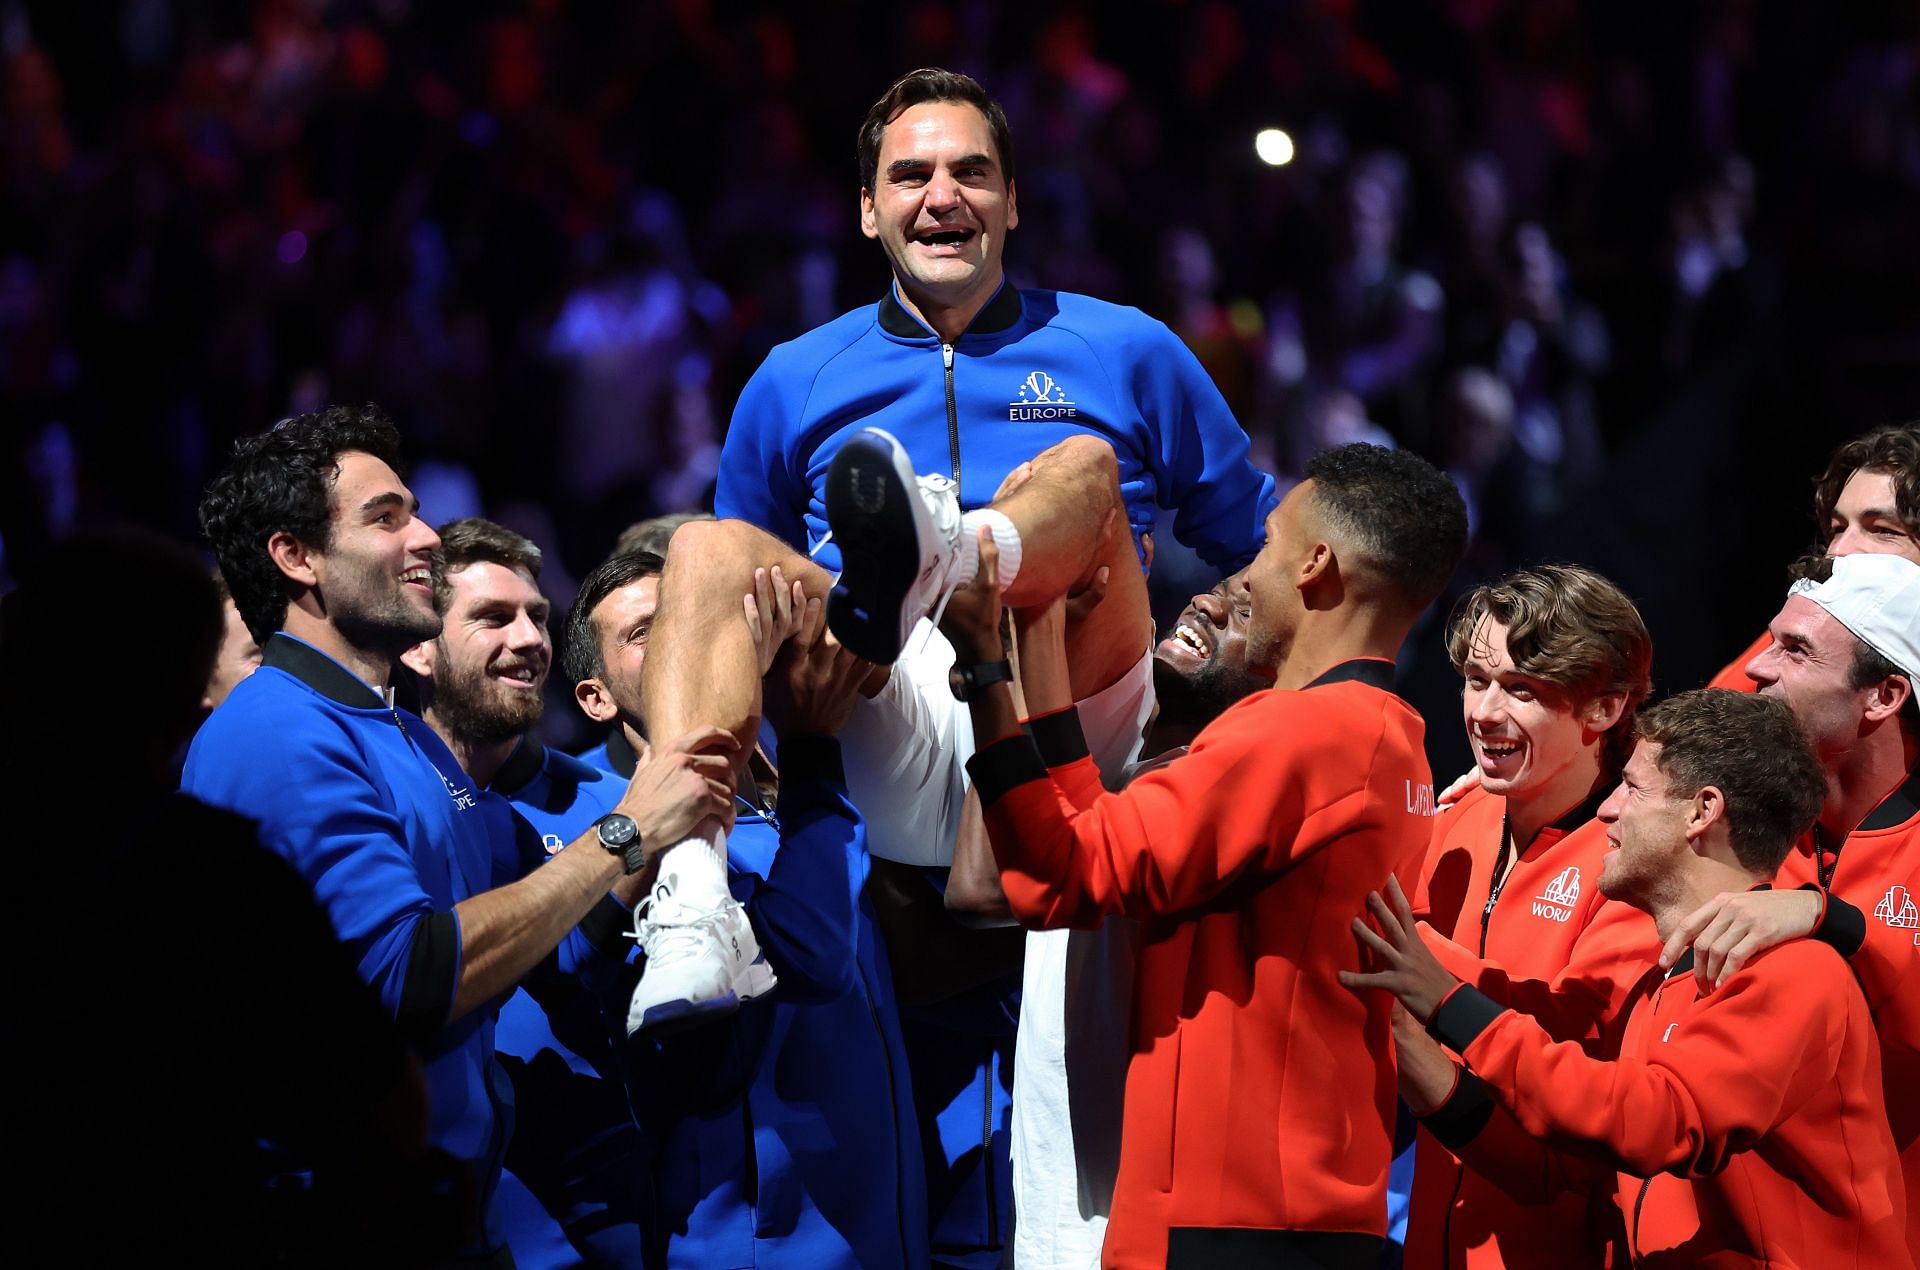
[839,619,1155,865]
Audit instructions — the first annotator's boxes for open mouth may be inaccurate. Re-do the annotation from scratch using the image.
[1474,736,1523,769]
[1157,619,1214,665]
[494,664,542,688]
[916,228,977,250]
[400,565,432,589]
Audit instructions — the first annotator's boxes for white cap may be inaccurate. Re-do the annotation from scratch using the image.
[1787,553,1920,679]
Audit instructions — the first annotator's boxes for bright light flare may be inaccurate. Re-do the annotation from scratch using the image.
[1254,128,1295,167]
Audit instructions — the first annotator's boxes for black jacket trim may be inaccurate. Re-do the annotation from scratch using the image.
[1429,984,1509,1054]
[262,633,386,709]
[1422,1069,1498,1151]
[1305,657,1397,694]
[1027,707,1091,768]
[1805,884,1868,957]
[877,280,1022,339]
[1859,763,1920,831]
[775,734,845,786]
[398,910,459,1041]
[967,733,1051,808]
[490,737,545,797]
[578,895,633,959]
[603,727,639,779]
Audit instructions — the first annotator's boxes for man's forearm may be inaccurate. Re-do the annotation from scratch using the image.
[450,839,625,1020]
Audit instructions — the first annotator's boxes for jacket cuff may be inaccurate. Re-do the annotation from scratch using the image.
[399,910,460,1041]
[1429,983,1508,1054]
[1805,884,1867,958]
[1421,1068,1497,1151]
[578,894,633,959]
[775,734,845,786]
[968,732,1050,808]
[1025,707,1090,768]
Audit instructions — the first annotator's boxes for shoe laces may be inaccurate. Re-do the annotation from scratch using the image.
[913,472,971,641]
[631,894,735,967]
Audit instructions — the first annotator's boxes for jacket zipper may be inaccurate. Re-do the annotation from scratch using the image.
[1445,821,1520,1268]
[942,343,961,496]
[1630,969,1688,1266]
[857,957,913,1265]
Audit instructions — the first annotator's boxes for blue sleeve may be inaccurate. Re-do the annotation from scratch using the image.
[733,735,867,1002]
[716,352,813,551]
[1118,318,1276,572]
[483,791,628,985]
[183,719,452,1032]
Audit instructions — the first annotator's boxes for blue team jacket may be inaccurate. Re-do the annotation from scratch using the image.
[717,283,1275,574]
[183,634,517,1253]
[597,735,927,1268]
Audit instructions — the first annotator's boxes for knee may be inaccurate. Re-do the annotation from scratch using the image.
[664,517,764,575]
[1037,433,1122,505]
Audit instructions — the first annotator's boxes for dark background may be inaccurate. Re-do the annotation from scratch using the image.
[4,0,1917,774]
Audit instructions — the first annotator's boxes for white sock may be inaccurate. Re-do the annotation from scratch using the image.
[958,508,1023,590]
[654,826,729,905]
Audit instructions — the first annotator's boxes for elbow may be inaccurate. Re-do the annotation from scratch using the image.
[943,873,1018,929]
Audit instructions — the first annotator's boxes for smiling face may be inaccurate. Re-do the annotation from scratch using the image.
[1154,567,1271,721]
[427,560,552,744]
[1595,740,1690,907]
[1244,482,1317,674]
[315,450,442,653]
[578,574,661,734]
[1458,614,1602,805]
[1742,595,1875,762]
[1826,469,1920,562]
[861,99,1017,325]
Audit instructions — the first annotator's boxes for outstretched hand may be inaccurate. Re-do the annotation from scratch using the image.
[1659,888,1822,990]
[1337,874,1461,1023]
[939,527,1006,665]
[617,725,740,851]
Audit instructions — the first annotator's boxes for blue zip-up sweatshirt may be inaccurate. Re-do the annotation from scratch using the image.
[490,739,648,1268]
[717,284,1276,573]
[595,734,927,1268]
[182,634,517,1253]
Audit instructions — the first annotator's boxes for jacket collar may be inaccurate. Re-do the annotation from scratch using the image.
[603,726,640,780]
[1859,761,1920,831]
[877,279,1022,340]
[1304,657,1397,694]
[491,736,546,796]
[262,633,387,709]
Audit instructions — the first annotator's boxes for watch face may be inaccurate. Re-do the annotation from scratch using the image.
[598,813,639,847]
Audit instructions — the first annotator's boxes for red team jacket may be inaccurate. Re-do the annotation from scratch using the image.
[1424,937,1911,1269]
[1409,785,1657,1268]
[970,659,1435,1266]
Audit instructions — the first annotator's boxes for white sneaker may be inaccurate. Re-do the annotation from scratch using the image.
[625,877,776,1036]
[824,427,968,663]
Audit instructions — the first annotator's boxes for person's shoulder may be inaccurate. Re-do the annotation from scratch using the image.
[1434,781,1501,837]
[758,303,883,371]
[1727,935,1854,996]
[544,746,620,789]
[192,667,335,755]
[1028,288,1171,342]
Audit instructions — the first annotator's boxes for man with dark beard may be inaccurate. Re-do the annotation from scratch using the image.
[401,518,647,1267]
[184,408,735,1262]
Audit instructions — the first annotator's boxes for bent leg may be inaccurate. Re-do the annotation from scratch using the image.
[641,518,833,758]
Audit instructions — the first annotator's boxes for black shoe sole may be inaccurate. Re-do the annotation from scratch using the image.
[824,434,920,664]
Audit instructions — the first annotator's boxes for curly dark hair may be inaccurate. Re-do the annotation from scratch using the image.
[1810,422,1920,550]
[198,405,405,645]
[562,548,665,687]
[1635,689,1826,876]
[857,67,1015,194]
[1303,443,1469,610]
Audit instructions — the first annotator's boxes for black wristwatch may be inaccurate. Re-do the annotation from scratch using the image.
[594,812,647,875]
[949,658,1014,701]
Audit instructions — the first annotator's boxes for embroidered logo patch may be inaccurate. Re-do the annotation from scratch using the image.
[1873,884,1917,934]
[1530,866,1580,923]
[1009,371,1077,421]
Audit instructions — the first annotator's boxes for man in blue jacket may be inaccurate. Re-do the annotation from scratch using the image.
[625,67,1275,1034]
[400,516,648,1267]
[567,547,928,1267]
[183,406,737,1262]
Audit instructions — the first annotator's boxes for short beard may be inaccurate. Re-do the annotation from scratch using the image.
[1152,656,1270,730]
[334,595,443,662]
[432,650,545,746]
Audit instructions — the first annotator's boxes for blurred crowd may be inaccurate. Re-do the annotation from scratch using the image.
[4,0,1918,720]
